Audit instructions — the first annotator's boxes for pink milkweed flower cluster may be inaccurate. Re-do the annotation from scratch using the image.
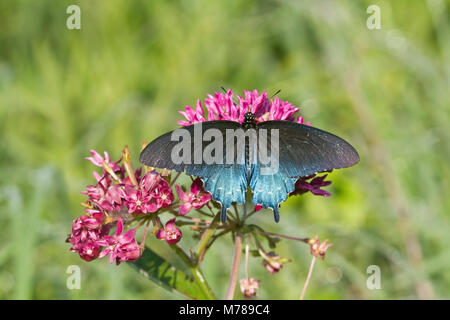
[68,212,111,261]
[68,148,202,263]
[177,89,309,126]
[124,172,174,214]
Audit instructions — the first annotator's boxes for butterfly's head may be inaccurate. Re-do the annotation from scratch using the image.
[243,112,256,129]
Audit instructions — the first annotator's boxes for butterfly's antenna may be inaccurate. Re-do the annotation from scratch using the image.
[269,89,281,100]
[220,86,239,105]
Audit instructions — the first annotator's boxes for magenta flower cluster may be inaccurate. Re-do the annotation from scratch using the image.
[177,89,309,126]
[68,149,212,264]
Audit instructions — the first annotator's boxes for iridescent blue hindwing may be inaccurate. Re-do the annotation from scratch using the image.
[249,163,298,222]
[202,164,247,222]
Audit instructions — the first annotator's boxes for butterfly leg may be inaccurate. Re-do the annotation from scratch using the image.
[221,206,229,223]
[273,207,280,223]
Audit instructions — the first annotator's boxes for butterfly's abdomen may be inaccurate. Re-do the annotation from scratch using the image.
[242,112,257,179]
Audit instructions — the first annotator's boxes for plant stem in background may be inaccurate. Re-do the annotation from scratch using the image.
[225,232,243,300]
[300,256,316,300]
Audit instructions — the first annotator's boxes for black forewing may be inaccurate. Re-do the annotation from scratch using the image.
[139,120,248,222]
[139,121,242,176]
[256,120,360,178]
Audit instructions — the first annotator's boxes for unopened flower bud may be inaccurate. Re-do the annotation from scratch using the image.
[262,251,291,274]
[308,235,332,259]
[239,278,260,299]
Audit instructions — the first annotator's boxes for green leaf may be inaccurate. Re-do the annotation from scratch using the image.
[129,246,209,300]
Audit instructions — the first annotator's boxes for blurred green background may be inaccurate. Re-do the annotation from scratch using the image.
[0,0,449,299]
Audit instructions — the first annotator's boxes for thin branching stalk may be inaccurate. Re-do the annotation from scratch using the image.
[226,231,243,300]
[255,230,309,243]
[139,220,151,251]
[232,203,240,223]
[300,256,316,300]
[169,172,182,187]
[242,209,256,221]
[199,228,233,262]
[152,215,216,299]
[194,213,220,263]
[195,209,214,218]
[177,215,211,224]
[244,239,249,280]
[170,244,216,300]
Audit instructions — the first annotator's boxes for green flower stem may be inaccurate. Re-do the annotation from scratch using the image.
[197,228,233,264]
[243,209,256,221]
[152,215,216,299]
[232,203,240,223]
[195,209,214,217]
[194,212,221,261]
[170,244,216,300]
[139,220,151,251]
[244,239,249,280]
